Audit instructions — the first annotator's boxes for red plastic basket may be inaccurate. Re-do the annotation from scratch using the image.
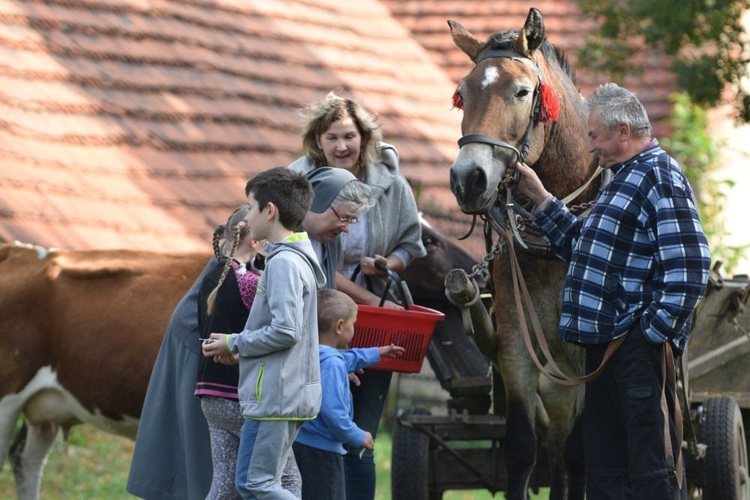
[349,303,445,373]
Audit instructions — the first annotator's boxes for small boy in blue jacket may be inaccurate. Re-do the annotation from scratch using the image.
[293,289,404,499]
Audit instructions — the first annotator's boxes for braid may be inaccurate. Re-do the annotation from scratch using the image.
[206,281,221,316]
[211,225,224,259]
[207,222,243,316]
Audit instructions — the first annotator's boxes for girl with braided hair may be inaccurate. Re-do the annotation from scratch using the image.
[203,206,263,317]
[195,206,301,499]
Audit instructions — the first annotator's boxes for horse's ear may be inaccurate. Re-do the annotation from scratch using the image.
[518,7,545,56]
[448,20,481,61]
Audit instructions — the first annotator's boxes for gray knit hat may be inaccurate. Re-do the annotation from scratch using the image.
[306,167,357,213]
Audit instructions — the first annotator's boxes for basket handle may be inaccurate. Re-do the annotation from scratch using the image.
[350,262,411,310]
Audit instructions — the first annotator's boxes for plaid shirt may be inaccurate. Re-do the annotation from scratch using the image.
[534,142,711,353]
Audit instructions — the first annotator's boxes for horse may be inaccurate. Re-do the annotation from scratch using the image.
[447,8,605,500]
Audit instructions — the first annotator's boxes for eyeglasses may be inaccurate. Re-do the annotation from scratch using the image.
[330,205,359,225]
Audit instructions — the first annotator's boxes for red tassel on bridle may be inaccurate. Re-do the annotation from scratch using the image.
[452,87,464,110]
[536,80,559,123]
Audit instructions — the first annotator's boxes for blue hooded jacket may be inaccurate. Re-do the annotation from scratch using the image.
[295,345,380,453]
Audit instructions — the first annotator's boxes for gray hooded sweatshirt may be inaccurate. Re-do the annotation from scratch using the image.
[227,232,326,420]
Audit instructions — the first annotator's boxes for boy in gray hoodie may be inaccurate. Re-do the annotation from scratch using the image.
[202,167,326,499]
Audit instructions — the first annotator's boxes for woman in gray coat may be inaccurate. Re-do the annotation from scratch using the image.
[289,91,426,500]
[127,258,217,500]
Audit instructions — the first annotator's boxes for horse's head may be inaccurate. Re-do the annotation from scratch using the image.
[449,8,569,214]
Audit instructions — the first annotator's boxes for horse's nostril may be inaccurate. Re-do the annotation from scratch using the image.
[451,166,487,201]
[467,167,487,196]
[449,169,462,197]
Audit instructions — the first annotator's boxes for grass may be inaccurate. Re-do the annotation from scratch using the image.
[0,425,134,499]
[0,424,549,499]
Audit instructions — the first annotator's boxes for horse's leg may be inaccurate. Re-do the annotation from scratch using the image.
[497,350,539,500]
[538,371,583,500]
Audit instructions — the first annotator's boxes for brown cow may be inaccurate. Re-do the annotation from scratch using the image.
[0,243,206,499]
[1,222,480,499]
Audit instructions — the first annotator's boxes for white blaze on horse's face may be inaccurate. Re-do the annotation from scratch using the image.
[482,66,499,89]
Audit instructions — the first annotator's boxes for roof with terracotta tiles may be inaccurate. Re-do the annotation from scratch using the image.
[0,0,681,258]
[384,0,678,132]
[0,0,486,254]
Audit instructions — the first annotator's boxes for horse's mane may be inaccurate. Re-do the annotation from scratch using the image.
[480,30,576,85]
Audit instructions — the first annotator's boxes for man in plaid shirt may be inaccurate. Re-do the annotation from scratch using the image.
[516,83,711,500]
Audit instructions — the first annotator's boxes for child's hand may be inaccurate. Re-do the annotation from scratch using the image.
[202,333,230,358]
[348,369,365,387]
[214,353,239,365]
[379,343,405,358]
[362,432,374,451]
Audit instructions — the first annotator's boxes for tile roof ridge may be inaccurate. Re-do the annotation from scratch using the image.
[0,148,255,180]
[0,37,437,100]
[0,63,296,104]
[0,11,412,69]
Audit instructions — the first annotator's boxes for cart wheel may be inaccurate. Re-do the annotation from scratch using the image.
[392,407,437,500]
[702,396,749,500]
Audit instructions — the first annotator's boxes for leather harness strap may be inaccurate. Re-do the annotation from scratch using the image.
[457,50,545,164]
[503,225,625,386]
[662,342,684,490]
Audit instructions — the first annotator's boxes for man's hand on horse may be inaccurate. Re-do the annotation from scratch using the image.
[515,162,552,207]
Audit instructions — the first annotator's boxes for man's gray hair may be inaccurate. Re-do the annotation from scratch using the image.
[332,180,372,213]
[586,83,652,138]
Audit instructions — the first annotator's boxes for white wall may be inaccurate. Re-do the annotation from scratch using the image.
[712,112,750,275]
[709,11,750,275]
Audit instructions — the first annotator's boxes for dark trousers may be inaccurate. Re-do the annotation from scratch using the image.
[292,442,346,500]
[344,369,392,500]
[584,328,687,500]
